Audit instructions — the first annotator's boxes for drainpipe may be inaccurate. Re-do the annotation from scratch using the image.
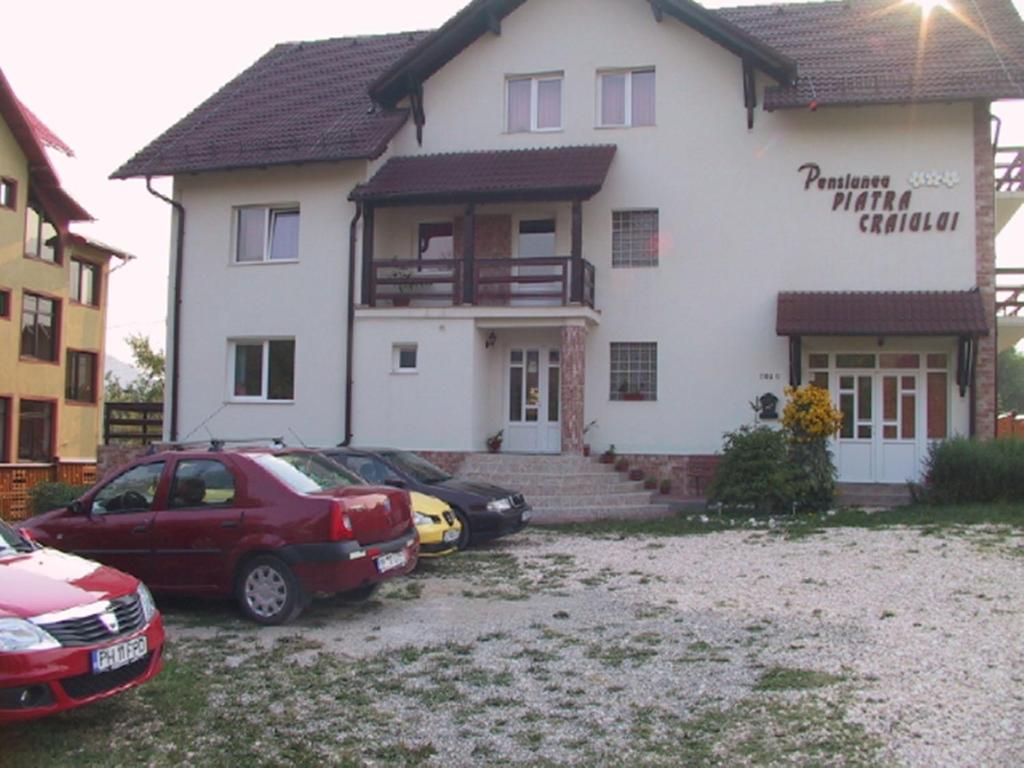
[342,202,362,445]
[145,177,185,442]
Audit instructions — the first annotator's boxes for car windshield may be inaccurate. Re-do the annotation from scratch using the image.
[252,453,361,494]
[0,521,32,555]
[384,451,451,484]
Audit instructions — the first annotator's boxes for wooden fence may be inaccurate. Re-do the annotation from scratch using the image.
[104,402,164,444]
[0,462,98,522]
[997,412,1024,439]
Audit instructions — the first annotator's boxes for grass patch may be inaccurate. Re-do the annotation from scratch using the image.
[755,666,845,692]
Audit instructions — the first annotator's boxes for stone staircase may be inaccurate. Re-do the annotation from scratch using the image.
[457,453,675,524]
[836,483,913,509]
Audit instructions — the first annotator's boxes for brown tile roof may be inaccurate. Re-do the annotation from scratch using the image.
[350,145,617,205]
[719,0,1024,109]
[777,290,990,336]
[112,32,430,179]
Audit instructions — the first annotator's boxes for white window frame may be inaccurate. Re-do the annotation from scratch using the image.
[505,73,564,133]
[612,209,659,268]
[597,68,656,128]
[228,338,295,402]
[392,343,418,374]
[233,205,300,264]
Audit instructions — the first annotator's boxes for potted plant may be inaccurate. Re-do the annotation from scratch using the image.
[644,476,658,490]
[583,420,597,457]
[614,457,629,472]
[391,265,415,307]
[629,468,644,481]
[600,444,616,464]
[659,479,672,495]
[486,429,504,453]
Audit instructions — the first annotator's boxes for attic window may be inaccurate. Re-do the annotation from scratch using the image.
[506,74,563,133]
[24,203,60,263]
[235,205,300,263]
[598,69,655,128]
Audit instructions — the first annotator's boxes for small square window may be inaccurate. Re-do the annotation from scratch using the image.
[506,74,563,133]
[393,344,418,373]
[610,342,657,401]
[230,338,295,400]
[612,210,659,267]
[598,69,655,127]
[0,178,16,210]
[235,206,300,263]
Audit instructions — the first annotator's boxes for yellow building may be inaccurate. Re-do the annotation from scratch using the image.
[0,67,129,475]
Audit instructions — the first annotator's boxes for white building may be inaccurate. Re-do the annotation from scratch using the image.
[114,0,1024,491]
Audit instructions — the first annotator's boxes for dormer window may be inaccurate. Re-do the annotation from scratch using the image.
[506,73,563,133]
[24,202,60,263]
[598,68,655,128]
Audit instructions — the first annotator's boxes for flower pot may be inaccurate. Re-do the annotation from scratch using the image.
[621,392,645,401]
[614,458,629,472]
[392,296,411,308]
[599,453,614,464]
[487,441,502,454]
[583,444,591,457]
[629,468,644,481]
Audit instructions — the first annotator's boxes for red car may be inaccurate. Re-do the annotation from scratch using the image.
[23,448,418,625]
[0,520,164,724]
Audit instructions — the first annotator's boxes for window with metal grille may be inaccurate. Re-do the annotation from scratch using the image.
[610,342,657,401]
[612,210,658,267]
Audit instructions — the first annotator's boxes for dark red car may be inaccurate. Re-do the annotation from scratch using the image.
[23,448,418,625]
[0,520,164,724]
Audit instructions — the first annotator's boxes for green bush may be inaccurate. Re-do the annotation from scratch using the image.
[708,425,797,513]
[924,437,1024,503]
[28,482,91,516]
[789,439,837,511]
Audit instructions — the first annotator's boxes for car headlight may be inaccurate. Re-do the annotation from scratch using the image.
[136,583,158,624]
[412,512,433,526]
[0,618,59,652]
[486,497,513,513]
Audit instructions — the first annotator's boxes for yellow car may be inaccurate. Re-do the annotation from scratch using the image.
[410,491,461,558]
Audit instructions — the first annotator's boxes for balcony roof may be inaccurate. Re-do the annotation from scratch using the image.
[777,290,990,336]
[350,145,617,206]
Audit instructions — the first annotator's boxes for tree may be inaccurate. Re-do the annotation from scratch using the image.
[998,347,1024,413]
[105,333,165,403]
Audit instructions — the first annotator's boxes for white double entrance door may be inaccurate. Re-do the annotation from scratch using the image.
[835,370,925,483]
[504,347,561,453]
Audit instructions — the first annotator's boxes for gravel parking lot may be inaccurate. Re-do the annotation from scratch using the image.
[11,524,1024,767]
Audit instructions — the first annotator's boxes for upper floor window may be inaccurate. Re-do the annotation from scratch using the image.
[0,178,16,210]
[21,293,59,362]
[598,68,655,127]
[235,205,300,263]
[70,259,101,306]
[66,350,98,403]
[612,210,659,267]
[231,338,295,401]
[506,74,563,133]
[25,203,60,263]
[0,289,9,319]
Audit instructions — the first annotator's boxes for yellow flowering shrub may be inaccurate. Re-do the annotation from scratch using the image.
[782,385,843,442]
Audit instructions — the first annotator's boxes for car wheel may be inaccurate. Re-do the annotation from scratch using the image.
[335,583,381,603]
[237,555,303,625]
[452,507,472,551]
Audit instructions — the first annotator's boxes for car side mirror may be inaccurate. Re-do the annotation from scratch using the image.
[384,477,406,488]
[68,500,87,515]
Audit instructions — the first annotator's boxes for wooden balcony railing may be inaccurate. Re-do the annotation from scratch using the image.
[995,146,1024,192]
[997,267,1024,317]
[367,256,596,309]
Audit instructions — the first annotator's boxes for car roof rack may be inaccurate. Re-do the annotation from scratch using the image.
[168,437,286,452]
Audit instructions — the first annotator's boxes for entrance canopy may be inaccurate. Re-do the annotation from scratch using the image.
[776,290,990,337]
[350,145,616,206]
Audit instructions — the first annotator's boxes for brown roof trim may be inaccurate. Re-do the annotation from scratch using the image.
[67,232,136,261]
[776,290,990,336]
[370,0,796,107]
[0,67,91,224]
[350,144,617,206]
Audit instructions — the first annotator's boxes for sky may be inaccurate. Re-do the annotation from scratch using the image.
[4,0,1024,364]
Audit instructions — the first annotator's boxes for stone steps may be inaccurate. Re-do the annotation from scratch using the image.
[455,452,675,524]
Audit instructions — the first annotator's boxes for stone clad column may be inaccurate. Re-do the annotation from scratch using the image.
[973,101,996,438]
[560,324,586,454]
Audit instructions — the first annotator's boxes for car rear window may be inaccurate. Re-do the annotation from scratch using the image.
[252,453,361,494]
[385,451,451,484]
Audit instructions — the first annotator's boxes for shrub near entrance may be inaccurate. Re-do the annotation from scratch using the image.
[924,437,1024,503]
[783,386,842,511]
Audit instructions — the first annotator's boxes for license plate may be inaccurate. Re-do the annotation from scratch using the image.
[92,636,147,674]
[376,551,407,573]
[442,529,460,543]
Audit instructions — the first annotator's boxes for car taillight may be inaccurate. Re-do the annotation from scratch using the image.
[329,500,355,541]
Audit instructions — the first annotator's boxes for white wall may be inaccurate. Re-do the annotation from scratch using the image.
[370,0,978,453]
[171,163,364,446]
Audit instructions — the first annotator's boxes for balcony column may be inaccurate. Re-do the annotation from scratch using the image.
[560,323,586,454]
[361,204,375,306]
[462,203,476,305]
[570,199,583,303]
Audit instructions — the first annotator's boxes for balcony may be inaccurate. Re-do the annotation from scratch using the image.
[367,256,596,309]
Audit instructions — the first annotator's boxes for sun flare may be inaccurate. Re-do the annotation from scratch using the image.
[905,0,952,18]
